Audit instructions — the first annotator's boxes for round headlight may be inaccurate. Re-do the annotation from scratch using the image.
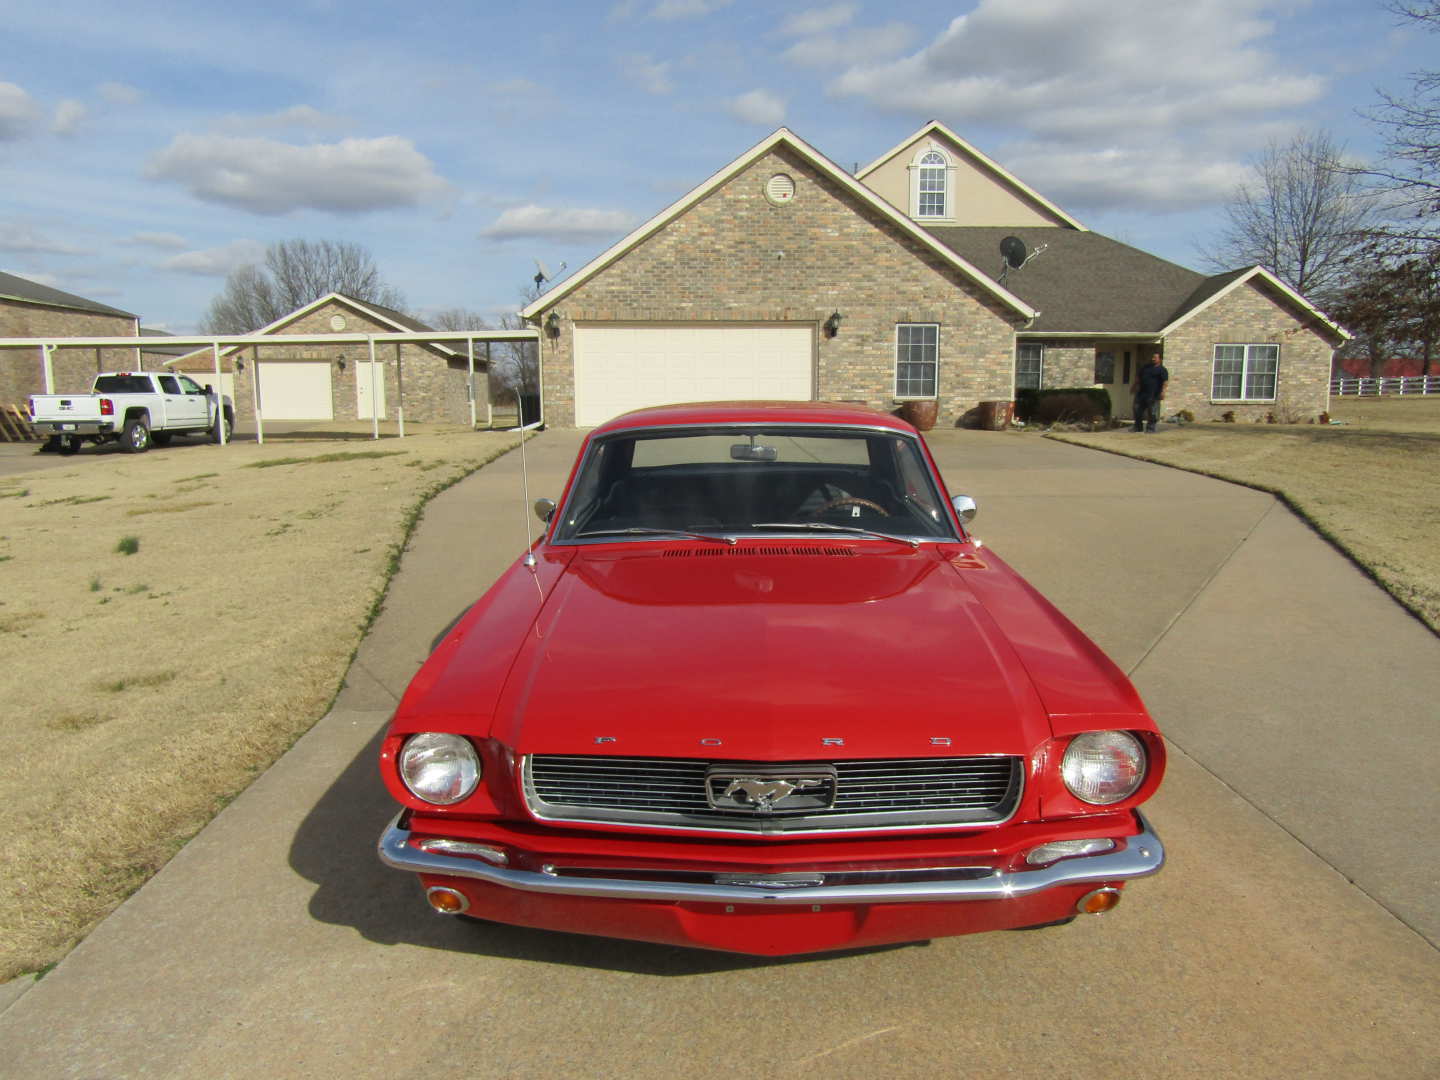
[398,732,480,805]
[1061,731,1146,805]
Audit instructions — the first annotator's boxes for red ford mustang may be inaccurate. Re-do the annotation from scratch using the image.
[378,402,1165,956]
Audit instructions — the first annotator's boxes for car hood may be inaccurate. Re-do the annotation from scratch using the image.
[487,546,1057,760]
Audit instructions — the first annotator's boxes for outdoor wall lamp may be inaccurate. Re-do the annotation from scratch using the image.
[336,356,347,372]
[824,311,843,338]
[235,358,245,372]
[544,311,561,339]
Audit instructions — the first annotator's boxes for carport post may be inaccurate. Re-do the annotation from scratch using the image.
[367,337,379,440]
[251,347,265,445]
[211,342,227,446]
[485,342,493,427]
[40,343,54,394]
[394,341,405,439]
[466,337,476,428]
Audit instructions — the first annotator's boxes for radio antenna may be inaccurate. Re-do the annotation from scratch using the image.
[513,411,547,604]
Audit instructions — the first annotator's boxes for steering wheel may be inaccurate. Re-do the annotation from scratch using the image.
[809,496,890,517]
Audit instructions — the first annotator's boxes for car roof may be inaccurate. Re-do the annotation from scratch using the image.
[590,400,918,435]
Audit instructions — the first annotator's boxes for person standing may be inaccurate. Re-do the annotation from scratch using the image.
[1131,352,1169,432]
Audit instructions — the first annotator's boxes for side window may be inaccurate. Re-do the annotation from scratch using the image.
[177,375,205,394]
[895,324,939,398]
[157,375,181,394]
[1016,344,1043,390]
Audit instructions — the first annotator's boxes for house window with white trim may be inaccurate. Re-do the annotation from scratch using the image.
[1212,344,1278,401]
[896,324,938,398]
[917,151,947,218]
[1016,343,1044,390]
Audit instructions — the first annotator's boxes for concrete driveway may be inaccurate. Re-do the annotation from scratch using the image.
[1,430,1436,1078]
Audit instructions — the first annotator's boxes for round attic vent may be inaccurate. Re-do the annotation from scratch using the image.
[765,173,796,206]
[329,314,347,331]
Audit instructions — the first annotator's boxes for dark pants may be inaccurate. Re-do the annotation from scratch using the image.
[1132,396,1159,431]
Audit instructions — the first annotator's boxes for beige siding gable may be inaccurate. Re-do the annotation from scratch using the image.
[857,123,1081,230]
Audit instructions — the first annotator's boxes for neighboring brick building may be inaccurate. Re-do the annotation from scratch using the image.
[0,271,141,404]
[168,293,485,426]
[523,123,1348,428]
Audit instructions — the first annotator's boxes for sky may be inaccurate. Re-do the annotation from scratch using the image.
[0,0,1432,333]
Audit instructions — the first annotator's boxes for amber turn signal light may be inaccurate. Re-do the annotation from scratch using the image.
[1076,888,1122,915]
[426,886,469,915]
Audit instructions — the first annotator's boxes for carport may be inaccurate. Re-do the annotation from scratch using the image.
[0,327,541,442]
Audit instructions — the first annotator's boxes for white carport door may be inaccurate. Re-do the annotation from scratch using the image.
[257,362,333,420]
[572,325,813,427]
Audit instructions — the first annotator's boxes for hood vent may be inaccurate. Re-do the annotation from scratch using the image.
[663,546,856,558]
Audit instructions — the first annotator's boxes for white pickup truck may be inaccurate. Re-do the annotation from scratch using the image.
[28,371,235,455]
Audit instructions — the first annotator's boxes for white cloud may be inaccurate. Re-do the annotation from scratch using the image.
[781,22,915,68]
[826,0,1326,211]
[53,99,86,136]
[158,239,265,276]
[481,204,638,243]
[0,224,90,255]
[127,231,189,250]
[0,82,37,140]
[727,89,786,127]
[778,3,858,37]
[99,81,143,105]
[145,134,450,215]
[217,104,347,132]
[651,0,732,18]
[619,53,674,95]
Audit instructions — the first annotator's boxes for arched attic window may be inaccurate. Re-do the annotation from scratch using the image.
[915,149,948,219]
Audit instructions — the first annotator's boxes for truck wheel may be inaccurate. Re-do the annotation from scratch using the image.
[122,418,151,453]
[151,432,173,447]
[211,410,233,444]
[57,435,81,456]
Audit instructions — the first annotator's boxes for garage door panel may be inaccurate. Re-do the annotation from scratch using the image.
[573,326,812,426]
[257,362,333,421]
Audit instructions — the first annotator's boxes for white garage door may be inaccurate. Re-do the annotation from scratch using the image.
[573,325,813,427]
[257,362,333,420]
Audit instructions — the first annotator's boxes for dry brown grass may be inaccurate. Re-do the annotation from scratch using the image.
[0,427,520,982]
[1050,395,1440,632]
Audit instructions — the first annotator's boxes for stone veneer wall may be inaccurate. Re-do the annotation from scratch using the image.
[1033,340,1096,388]
[537,146,1024,428]
[1162,279,1335,422]
[0,302,139,403]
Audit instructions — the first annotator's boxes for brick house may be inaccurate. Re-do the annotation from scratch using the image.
[0,271,142,403]
[523,123,1348,428]
[167,293,485,426]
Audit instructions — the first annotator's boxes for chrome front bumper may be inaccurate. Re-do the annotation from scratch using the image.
[378,811,1164,906]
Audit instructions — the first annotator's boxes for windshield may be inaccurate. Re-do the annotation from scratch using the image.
[553,425,957,543]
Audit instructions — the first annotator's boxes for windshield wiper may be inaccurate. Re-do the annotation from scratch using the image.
[576,527,738,545]
[749,522,919,548]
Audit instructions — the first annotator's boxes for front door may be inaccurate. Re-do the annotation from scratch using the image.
[1094,346,1138,419]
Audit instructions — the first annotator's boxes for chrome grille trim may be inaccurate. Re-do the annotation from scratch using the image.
[522,754,1023,835]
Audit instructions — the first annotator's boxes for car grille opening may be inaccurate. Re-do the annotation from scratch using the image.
[523,754,1023,834]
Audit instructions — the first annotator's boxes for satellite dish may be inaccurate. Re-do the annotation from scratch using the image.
[1000,236,1027,270]
[532,258,551,288]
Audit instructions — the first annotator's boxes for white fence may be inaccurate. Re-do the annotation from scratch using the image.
[1331,375,1440,396]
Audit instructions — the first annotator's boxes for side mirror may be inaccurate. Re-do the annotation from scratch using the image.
[534,498,556,523]
[951,494,978,524]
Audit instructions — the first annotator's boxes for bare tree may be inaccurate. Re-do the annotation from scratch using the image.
[1198,130,1377,301]
[200,239,406,332]
[1360,2,1440,253]
[426,307,490,331]
[1331,253,1440,375]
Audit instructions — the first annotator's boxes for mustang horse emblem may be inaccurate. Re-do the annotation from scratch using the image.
[722,776,824,814]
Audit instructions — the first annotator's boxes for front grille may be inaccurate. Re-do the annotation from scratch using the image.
[523,754,1023,834]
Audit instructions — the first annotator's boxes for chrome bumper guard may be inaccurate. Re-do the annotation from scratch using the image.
[378,811,1164,906]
